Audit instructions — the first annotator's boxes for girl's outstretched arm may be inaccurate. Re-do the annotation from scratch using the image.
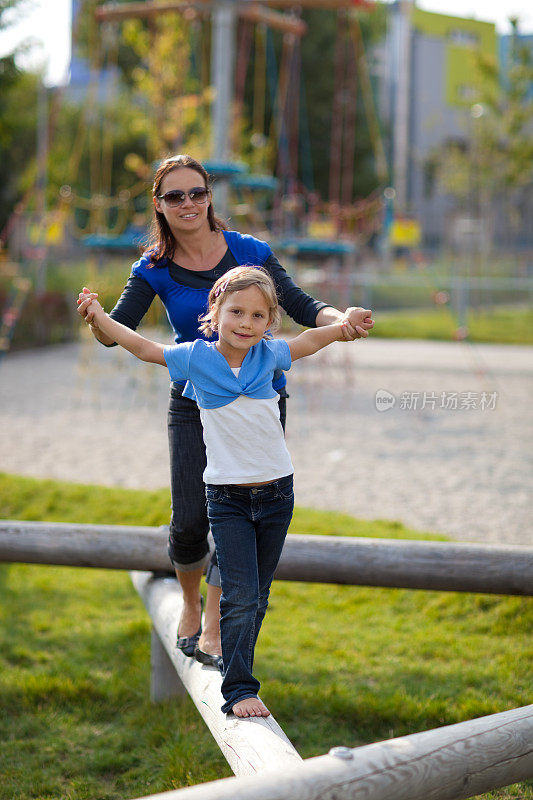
[83,294,167,366]
[288,321,361,362]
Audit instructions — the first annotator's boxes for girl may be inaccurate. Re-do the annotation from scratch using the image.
[80,266,371,718]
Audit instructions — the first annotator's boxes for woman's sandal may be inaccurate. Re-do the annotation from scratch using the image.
[176,595,204,657]
[194,645,223,671]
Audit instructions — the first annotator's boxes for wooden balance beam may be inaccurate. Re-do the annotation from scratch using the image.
[131,571,302,775]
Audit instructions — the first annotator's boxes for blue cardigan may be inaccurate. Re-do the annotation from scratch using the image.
[164,338,292,409]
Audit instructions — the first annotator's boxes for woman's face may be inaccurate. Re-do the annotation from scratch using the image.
[153,167,211,235]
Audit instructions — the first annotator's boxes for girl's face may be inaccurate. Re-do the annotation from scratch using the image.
[153,167,211,235]
[214,285,273,361]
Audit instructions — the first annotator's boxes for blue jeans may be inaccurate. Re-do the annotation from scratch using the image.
[205,474,294,713]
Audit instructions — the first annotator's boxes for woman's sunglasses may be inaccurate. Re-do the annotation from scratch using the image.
[156,187,210,207]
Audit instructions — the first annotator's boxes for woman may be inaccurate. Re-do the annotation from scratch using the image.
[78,153,373,666]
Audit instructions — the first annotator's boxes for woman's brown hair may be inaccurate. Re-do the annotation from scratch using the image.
[145,154,227,264]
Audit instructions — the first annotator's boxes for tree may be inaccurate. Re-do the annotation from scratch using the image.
[0,0,27,20]
[434,19,533,247]
[300,5,387,201]
[120,12,212,162]
[0,0,40,231]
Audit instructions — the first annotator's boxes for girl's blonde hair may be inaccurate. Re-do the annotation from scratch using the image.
[199,266,281,338]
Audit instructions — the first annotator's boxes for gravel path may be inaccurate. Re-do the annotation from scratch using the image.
[1,334,531,546]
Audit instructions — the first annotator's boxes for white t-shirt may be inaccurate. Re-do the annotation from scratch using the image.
[200,368,293,484]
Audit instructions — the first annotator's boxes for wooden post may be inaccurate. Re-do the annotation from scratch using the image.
[391,0,413,213]
[130,572,303,776]
[129,704,533,800]
[1,521,532,596]
[151,626,186,702]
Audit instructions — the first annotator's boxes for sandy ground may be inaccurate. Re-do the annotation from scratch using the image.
[0,332,531,546]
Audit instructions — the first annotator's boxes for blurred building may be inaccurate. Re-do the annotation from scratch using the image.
[377,1,531,250]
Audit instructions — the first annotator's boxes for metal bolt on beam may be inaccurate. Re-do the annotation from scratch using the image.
[329,746,354,760]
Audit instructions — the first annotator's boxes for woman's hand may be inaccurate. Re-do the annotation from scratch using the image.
[340,307,374,341]
[77,286,98,321]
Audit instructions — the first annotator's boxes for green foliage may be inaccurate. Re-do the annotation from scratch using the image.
[0,2,388,235]
[0,1,41,227]
[435,21,533,217]
[1,0,17,16]
[120,13,211,161]
[0,473,531,799]
[74,1,145,90]
[0,255,168,350]
[77,2,388,202]
[0,59,39,229]
[243,6,388,198]
[372,306,533,344]
[45,96,152,222]
[0,19,153,233]
[45,7,211,228]
[299,6,388,199]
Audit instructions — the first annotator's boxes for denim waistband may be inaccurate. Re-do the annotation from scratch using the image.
[206,473,293,499]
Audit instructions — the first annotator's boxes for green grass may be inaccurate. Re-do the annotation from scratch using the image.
[1,473,532,800]
[0,472,444,541]
[371,306,533,345]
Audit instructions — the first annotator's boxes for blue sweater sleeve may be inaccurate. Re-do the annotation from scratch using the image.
[267,338,292,371]
[163,342,193,382]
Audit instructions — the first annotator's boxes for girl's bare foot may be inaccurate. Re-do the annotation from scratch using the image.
[232,697,270,718]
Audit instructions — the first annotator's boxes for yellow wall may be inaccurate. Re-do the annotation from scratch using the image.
[411,8,497,107]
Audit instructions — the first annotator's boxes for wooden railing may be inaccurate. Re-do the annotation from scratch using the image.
[1,520,532,595]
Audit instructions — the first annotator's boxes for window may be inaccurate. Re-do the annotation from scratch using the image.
[449,29,479,47]
[458,85,478,101]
